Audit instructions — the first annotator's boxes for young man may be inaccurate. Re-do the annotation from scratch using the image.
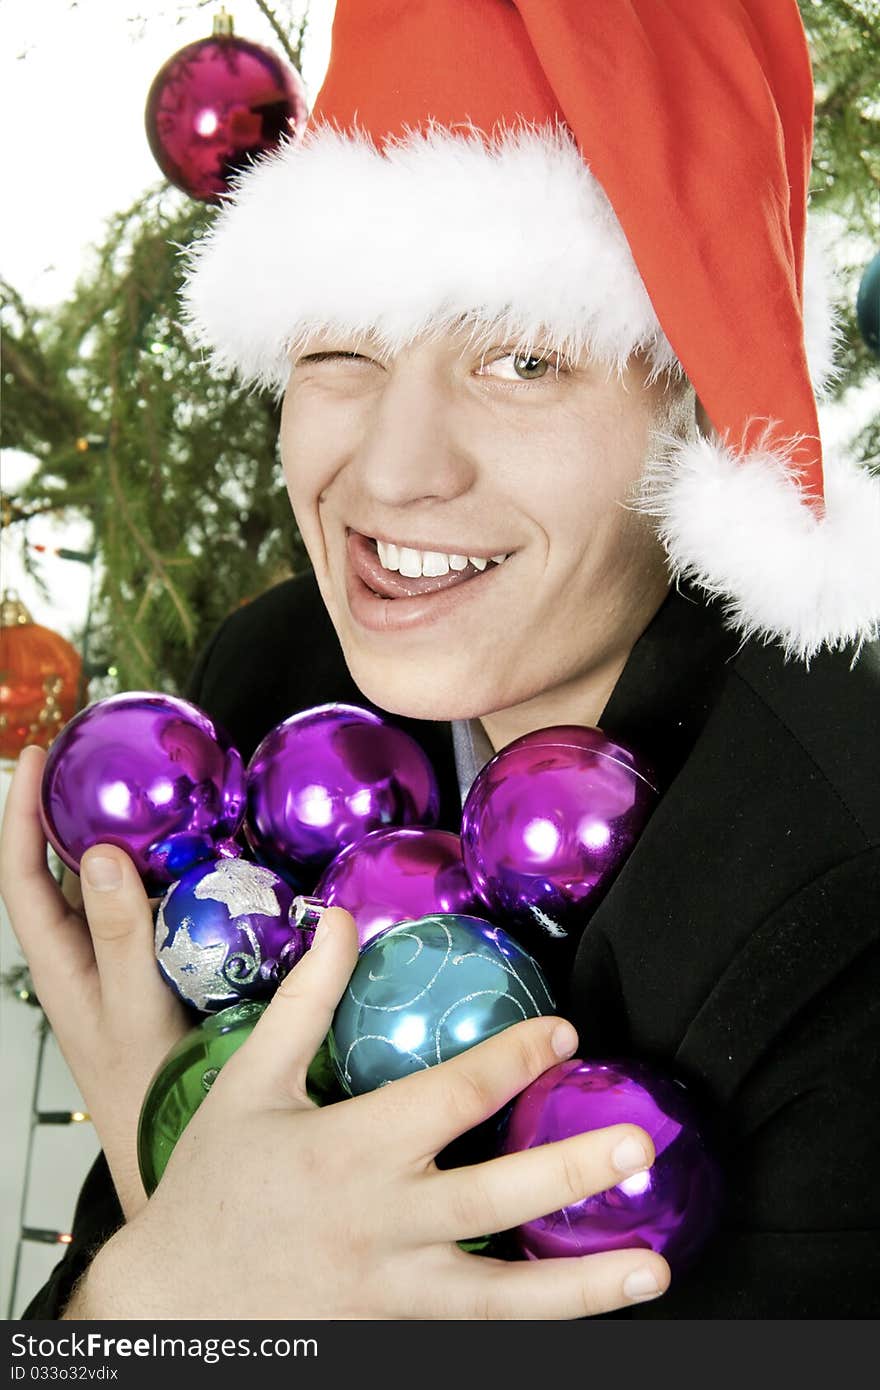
[2,0,878,1319]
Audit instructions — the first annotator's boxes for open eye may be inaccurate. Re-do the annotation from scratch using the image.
[479,351,559,382]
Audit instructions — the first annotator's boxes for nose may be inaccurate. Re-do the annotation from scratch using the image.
[352,360,477,509]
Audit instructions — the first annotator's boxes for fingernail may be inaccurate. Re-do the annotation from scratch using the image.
[83,856,122,891]
[623,1267,662,1301]
[551,1023,578,1058]
[612,1136,650,1175]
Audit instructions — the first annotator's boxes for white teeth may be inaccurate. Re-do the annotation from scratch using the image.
[371,539,509,577]
[422,551,450,577]
[397,546,422,578]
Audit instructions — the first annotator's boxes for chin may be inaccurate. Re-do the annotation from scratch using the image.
[341,646,506,724]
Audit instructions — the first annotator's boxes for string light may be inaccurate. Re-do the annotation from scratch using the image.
[35,1111,92,1125]
[21,1229,73,1246]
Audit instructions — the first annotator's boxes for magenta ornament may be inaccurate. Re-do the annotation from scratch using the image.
[39,692,246,897]
[315,827,482,947]
[499,1058,723,1272]
[245,704,441,878]
[144,21,309,203]
[461,725,657,945]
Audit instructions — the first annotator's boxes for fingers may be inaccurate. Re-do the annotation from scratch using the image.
[424,1124,655,1242]
[0,746,95,985]
[441,1245,670,1319]
[367,1015,579,1160]
[217,906,360,1108]
[78,844,177,1030]
[1,745,73,928]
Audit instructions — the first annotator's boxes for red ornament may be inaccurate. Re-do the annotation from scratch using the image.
[144,9,309,204]
[0,591,84,759]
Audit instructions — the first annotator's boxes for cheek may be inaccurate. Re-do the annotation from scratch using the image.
[279,393,347,525]
[521,415,657,586]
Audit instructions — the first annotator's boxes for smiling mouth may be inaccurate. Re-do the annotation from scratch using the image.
[346,531,509,599]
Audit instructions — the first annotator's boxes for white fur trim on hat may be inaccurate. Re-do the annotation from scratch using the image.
[181,122,679,395]
[802,220,844,399]
[182,123,838,401]
[637,430,880,660]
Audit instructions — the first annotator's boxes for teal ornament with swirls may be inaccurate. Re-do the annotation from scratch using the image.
[328,913,555,1096]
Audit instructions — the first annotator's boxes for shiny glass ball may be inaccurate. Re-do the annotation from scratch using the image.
[461,725,657,947]
[315,827,481,947]
[138,1000,266,1194]
[145,33,309,203]
[329,913,555,1097]
[154,856,307,1012]
[138,1002,340,1194]
[245,703,440,877]
[38,691,246,897]
[499,1058,723,1273]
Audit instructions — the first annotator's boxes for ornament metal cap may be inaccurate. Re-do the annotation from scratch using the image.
[1,589,33,628]
[291,895,327,935]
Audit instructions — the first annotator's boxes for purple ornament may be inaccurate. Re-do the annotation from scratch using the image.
[39,692,246,897]
[499,1058,723,1273]
[315,827,482,947]
[245,704,440,877]
[461,725,657,944]
[144,24,309,204]
[155,856,307,1012]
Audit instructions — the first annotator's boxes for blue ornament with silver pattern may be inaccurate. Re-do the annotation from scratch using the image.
[329,912,555,1096]
[154,856,308,1012]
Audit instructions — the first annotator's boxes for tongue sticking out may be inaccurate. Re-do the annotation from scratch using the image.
[368,561,487,598]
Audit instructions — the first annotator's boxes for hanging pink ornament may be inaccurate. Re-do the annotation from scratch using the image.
[144,9,309,204]
[315,827,481,948]
[461,725,657,949]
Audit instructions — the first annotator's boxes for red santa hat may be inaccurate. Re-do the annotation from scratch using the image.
[182,0,880,660]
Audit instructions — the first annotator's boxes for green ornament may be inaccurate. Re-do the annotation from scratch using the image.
[137,1000,342,1194]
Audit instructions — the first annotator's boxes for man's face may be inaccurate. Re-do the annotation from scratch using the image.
[279,326,686,725]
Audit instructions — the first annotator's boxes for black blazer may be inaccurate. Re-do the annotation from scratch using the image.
[22,573,880,1319]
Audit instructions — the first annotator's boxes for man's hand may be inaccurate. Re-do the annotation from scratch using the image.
[0,744,191,1220]
[81,906,669,1320]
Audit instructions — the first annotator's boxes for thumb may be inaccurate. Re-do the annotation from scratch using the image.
[79,844,180,1032]
[216,906,360,1110]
